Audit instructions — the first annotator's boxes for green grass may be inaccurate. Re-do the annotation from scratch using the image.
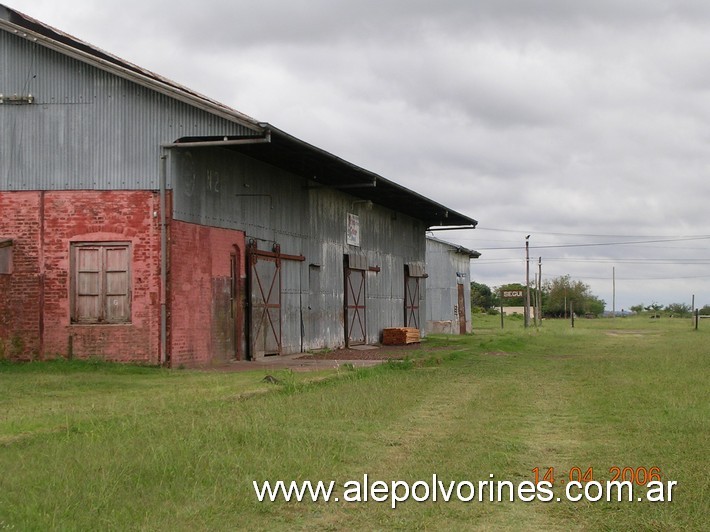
[1,316,707,530]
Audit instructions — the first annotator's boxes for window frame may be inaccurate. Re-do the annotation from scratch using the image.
[0,239,12,274]
[70,241,132,324]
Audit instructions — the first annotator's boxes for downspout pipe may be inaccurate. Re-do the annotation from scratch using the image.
[157,133,271,364]
[159,153,168,365]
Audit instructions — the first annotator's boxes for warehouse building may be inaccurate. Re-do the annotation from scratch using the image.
[0,5,477,366]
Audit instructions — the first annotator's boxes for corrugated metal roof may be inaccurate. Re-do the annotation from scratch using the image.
[427,236,481,258]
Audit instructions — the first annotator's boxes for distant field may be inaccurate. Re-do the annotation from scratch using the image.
[1,315,707,530]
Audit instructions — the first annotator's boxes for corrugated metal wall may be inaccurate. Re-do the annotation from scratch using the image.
[172,147,426,353]
[425,238,472,334]
[0,30,257,190]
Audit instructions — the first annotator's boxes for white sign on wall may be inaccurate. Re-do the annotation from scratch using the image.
[347,213,360,246]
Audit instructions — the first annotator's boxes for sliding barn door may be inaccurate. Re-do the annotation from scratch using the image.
[248,246,282,359]
[344,261,367,346]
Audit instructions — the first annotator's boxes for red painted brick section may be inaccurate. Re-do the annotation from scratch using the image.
[0,193,41,358]
[1,190,249,366]
[169,220,245,367]
[1,191,161,363]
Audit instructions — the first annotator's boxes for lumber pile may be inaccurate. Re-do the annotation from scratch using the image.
[382,327,420,345]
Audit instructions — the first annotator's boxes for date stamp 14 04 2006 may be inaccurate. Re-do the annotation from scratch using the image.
[532,466,677,502]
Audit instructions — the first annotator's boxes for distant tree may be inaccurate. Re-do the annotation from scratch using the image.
[665,303,692,318]
[585,296,606,316]
[645,302,663,318]
[629,304,645,314]
[542,275,605,317]
[470,281,496,311]
[699,305,710,316]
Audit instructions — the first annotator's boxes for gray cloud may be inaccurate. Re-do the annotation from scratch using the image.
[9,0,710,309]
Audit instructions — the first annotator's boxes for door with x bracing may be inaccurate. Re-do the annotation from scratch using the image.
[248,252,281,359]
[344,267,366,346]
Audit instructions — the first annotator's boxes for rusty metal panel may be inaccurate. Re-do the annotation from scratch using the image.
[457,284,467,334]
[211,276,236,363]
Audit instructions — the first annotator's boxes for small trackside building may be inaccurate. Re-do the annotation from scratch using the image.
[425,236,480,335]
[0,6,478,366]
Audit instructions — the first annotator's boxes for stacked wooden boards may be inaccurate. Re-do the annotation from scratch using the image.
[382,327,420,345]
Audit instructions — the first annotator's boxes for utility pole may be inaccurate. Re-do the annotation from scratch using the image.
[500,288,504,329]
[525,235,531,328]
[612,267,616,319]
[538,257,542,325]
[692,294,696,329]
[564,288,567,320]
[531,272,537,329]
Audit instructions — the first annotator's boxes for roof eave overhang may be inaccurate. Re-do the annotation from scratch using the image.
[237,124,479,228]
[426,236,481,258]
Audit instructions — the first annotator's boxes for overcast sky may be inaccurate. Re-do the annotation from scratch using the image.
[7,0,710,311]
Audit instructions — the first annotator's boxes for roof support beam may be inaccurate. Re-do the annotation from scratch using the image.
[427,225,477,231]
[161,133,271,149]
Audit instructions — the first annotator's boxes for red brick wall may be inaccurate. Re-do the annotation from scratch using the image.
[0,190,161,363]
[169,221,246,367]
[0,193,41,358]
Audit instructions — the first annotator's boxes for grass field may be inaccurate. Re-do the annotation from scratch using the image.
[1,315,707,530]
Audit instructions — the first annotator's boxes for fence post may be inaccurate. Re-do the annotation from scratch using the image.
[500,289,504,329]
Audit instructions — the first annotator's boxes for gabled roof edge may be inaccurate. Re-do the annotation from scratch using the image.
[0,4,263,133]
[426,236,481,258]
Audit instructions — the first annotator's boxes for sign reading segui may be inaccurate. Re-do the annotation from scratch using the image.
[502,290,523,298]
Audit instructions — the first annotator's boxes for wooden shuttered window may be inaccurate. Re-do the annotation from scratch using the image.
[72,243,131,324]
[0,239,12,274]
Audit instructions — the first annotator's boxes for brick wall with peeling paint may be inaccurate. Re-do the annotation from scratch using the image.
[0,190,161,362]
[169,220,246,367]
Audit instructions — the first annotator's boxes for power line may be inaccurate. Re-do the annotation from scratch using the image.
[474,235,710,251]
[544,273,710,281]
[474,227,710,239]
[476,257,710,265]
[539,258,710,265]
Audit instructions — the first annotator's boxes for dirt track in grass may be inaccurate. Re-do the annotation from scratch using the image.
[297,343,443,360]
